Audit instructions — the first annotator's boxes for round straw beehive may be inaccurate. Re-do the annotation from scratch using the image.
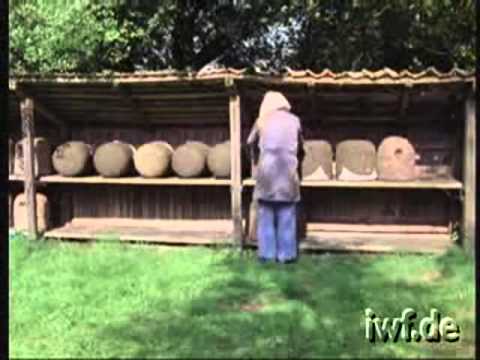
[52,141,92,177]
[14,137,52,177]
[93,141,134,177]
[377,136,417,181]
[302,140,333,180]
[336,139,377,180]
[134,141,173,178]
[172,141,210,178]
[13,192,49,233]
[207,141,231,178]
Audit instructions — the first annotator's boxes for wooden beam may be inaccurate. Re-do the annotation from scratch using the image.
[229,92,243,248]
[20,97,38,239]
[134,92,229,100]
[32,91,230,101]
[44,218,235,244]
[462,87,476,254]
[298,232,452,254]
[37,175,231,186]
[14,84,67,135]
[55,106,228,115]
[306,223,449,234]
[63,118,228,127]
[243,178,463,190]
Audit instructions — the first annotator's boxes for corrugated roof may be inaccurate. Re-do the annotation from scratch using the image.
[8,66,474,128]
[10,66,475,86]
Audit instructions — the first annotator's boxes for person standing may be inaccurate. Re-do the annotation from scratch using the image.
[247,91,304,264]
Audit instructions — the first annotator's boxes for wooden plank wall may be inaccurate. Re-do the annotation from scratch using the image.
[50,124,232,227]
[9,110,62,145]
[242,187,458,228]
[10,95,234,228]
[240,91,462,230]
[30,82,230,126]
[241,92,462,178]
[70,123,229,148]
[300,189,453,226]
[57,185,231,221]
[9,88,464,234]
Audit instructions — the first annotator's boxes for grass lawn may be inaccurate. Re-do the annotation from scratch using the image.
[9,233,475,358]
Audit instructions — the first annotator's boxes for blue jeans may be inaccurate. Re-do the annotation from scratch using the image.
[257,200,298,262]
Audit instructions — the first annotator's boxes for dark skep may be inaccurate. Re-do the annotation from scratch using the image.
[93,141,135,177]
[336,139,377,180]
[377,136,417,181]
[14,137,52,177]
[172,141,210,178]
[207,141,231,178]
[52,141,93,177]
[302,140,333,179]
[13,193,49,233]
[134,141,173,178]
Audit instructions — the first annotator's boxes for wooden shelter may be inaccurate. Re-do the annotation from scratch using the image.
[8,67,476,254]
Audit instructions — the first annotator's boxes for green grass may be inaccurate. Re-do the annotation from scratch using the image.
[9,233,475,358]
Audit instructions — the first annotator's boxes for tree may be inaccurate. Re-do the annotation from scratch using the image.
[114,0,290,70]
[9,0,476,74]
[274,0,475,71]
[9,0,144,73]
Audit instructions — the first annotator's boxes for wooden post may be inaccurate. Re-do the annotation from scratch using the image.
[463,87,475,254]
[15,84,67,132]
[229,91,243,248]
[20,97,38,239]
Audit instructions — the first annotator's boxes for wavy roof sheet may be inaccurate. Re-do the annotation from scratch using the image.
[10,67,475,86]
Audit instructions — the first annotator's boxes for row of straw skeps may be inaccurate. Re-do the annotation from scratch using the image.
[10,135,449,181]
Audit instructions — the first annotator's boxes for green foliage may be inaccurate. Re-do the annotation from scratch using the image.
[9,0,143,73]
[9,0,475,73]
[274,0,476,71]
[113,0,289,70]
[10,234,475,358]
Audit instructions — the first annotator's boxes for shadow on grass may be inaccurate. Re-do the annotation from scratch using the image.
[9,231,474,358]
[93,245,474,358]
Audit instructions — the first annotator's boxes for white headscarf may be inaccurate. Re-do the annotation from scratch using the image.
[256,91,291,130]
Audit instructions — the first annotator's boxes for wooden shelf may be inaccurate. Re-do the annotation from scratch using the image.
[9,175,30,182]
[9,174,48,186]
[305,223,449,234]
[246,231,453,254]
[10,174,231,186]
[44,218,235,244]
[10,174,463,189]
[242,178,463,190]
[302,231,453,253]
[42,218,453,253]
